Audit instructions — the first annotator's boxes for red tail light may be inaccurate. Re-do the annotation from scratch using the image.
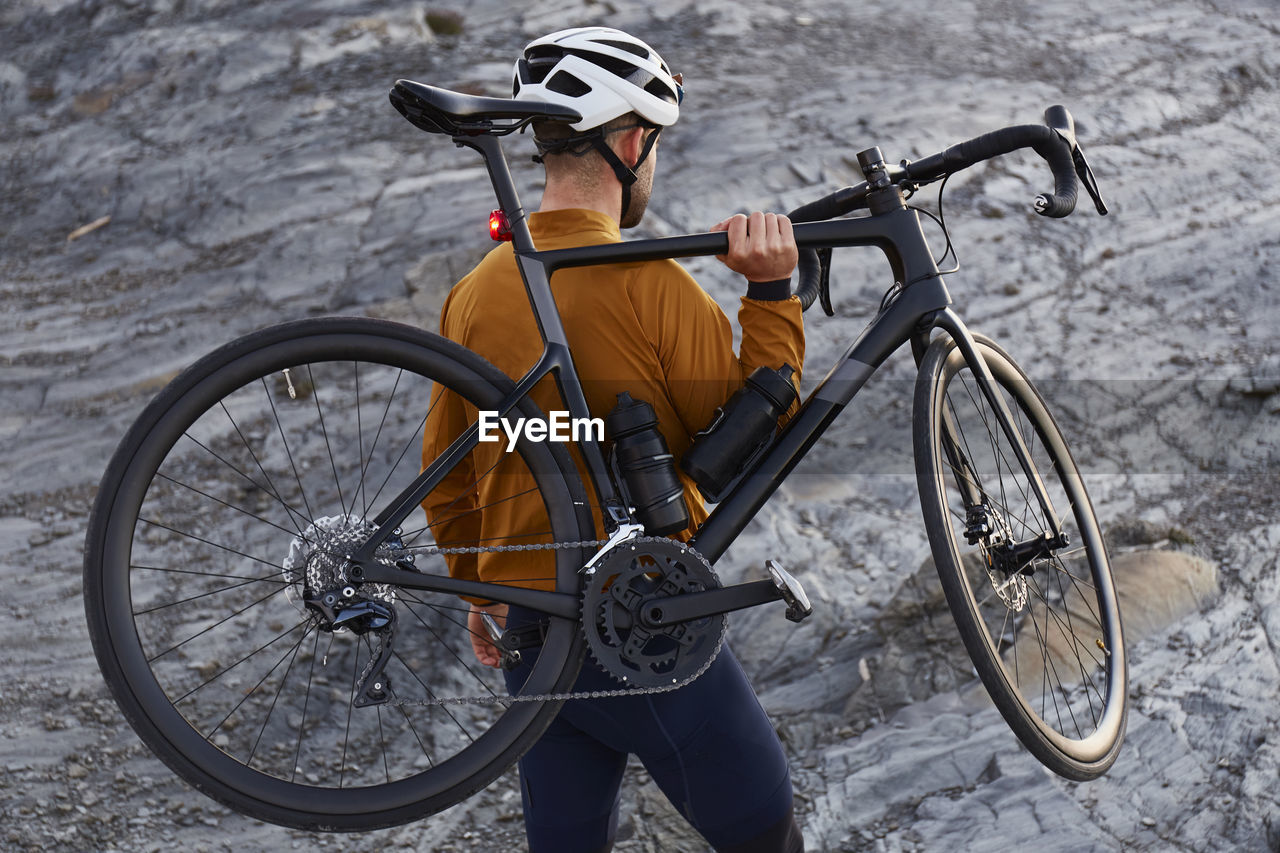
[489,209,512,242]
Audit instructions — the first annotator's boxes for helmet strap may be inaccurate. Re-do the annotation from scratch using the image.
[591,126,662,223]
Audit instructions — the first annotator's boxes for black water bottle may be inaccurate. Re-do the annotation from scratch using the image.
[681,364,798,500]
[605,392,690,535]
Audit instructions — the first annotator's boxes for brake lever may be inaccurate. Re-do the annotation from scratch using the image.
[1072,145,1108,215]
[817,248,834,316]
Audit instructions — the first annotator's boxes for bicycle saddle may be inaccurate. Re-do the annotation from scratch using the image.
[390,79,582,135]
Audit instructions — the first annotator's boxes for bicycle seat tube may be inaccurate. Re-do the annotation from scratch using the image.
[454,133,631,528]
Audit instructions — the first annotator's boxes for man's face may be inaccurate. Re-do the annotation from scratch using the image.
[620,130,658,229]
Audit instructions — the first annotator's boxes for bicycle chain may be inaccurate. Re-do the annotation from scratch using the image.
[372,538,727,707]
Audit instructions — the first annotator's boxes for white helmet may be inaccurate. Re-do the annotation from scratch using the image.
[512,27,682,131]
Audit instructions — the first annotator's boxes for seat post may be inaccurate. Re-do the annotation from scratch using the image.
[459,134,536,254]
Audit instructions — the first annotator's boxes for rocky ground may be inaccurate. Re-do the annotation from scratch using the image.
[2,0,1278,850]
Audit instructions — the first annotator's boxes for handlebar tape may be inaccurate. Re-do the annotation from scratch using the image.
[794,248,821,311]
[906,124,1078,218]
[788,186,865,311]
[789,111,1082,311]
[788,185,866,226]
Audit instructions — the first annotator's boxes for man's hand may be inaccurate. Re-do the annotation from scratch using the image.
[468,603,509,668]
[710,212,798,283]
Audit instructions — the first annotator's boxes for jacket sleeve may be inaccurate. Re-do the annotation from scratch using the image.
[636,262,804,439]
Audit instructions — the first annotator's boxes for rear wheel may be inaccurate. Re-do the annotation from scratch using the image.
[914,332,1126,780]
[84,317,592,829]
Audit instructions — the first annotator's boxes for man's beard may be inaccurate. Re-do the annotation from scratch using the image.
[620,159,655,229]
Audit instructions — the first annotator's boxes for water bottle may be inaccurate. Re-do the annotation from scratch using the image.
[605,392,690,535]
[680,364,798,500]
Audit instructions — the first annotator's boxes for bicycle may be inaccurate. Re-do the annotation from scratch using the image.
[83,78,1124,832]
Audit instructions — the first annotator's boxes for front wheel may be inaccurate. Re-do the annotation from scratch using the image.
[913,332,1126,780]
[84,317,592,830]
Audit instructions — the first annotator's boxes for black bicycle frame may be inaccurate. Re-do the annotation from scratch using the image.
[352,131,1064,619]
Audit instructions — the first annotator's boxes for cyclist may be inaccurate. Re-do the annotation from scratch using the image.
[422,26,805,853]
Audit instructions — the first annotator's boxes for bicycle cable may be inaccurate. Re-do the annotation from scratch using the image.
[908,172,960,278]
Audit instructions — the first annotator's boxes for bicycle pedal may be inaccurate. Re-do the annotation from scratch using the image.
[766,559,813,623]
[482,613,525,670]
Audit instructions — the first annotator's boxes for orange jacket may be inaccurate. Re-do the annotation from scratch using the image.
[421,208,804,598]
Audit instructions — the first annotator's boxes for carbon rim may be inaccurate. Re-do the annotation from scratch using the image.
[86,320,587,827]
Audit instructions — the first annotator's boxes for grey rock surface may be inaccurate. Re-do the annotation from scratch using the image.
[2,0,1278,850]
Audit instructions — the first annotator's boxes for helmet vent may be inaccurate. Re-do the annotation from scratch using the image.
[643,76,675,103]
[595,39,649,59]
[546,71,592,97]
[564,48,638,80]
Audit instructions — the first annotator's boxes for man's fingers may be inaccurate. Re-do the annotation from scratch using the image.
[747,211,765,246]
[468,605,508,668]
[715,211,798,281]
[777,214,794,241]
[727,213,748,262]
[470,635,499,668]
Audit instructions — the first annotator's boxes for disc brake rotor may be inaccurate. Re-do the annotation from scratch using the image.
[582,537,724,689]
[980,507,1029,611]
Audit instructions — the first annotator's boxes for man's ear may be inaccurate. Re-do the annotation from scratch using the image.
[616,125,646,168]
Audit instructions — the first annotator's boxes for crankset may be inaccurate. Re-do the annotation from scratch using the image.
[581,537,726,689]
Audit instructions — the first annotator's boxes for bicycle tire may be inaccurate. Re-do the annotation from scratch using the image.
[913,332,1126,780]
[84,316,593,830]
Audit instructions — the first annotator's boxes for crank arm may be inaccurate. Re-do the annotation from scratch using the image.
[639,579,783,628]
[480,613,523,671]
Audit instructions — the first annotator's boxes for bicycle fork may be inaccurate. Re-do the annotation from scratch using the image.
[928,308,1067,553]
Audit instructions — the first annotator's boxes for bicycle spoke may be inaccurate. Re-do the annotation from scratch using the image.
[260,375,316,526]
[133,568,291,616]
[132,563,288,584]
[291,629,322,783]
[306,364,348,515]
[137,516,285,575]
[178,430,309,534]
[398,593,502,700]
[338,643,359,788]
[393,700,435,770]
[353,362,365,519]
[957,374,1040,528]
[219,399,309,537]
[366,407,434,520]
[202,620,312,736]
[155,471,312,542]
[145,585,290,663]
[391,649,484,743]
[248,620,315,765]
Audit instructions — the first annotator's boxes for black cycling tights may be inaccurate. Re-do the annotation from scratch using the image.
[504,607,804,853]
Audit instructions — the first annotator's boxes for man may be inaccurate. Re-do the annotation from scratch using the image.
[422,27,805,853]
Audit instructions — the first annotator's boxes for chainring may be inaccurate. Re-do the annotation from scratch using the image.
[581,537,725,689]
